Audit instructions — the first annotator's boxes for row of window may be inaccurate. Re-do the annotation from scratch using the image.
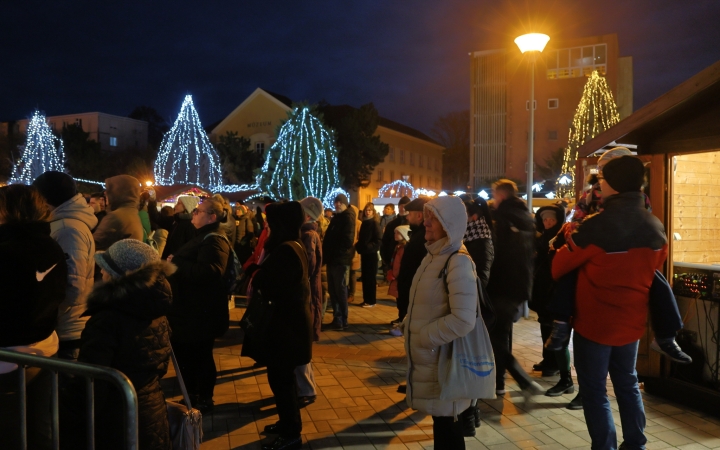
[387,147,439,170]
[526,98,559,110]
[545,43,608,80]
[375,169,440,189]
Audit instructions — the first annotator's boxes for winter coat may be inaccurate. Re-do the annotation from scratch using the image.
[380,213,396,232]
[405,196,477,417]
[152,228,169,257]
[463,216,494,289]
[381,215,408,265]
[139,209,152,237]
[355,218,382,255]
[301,222,323,341]
[530,204,565,323]
[0,222,67,347]
[235,210,255,245]
[387,244,405,298]
[162,213,197,260]
[167,222,231,342]
[552,191,668,346]
[487,196,535,309]
[241,240,313,367]
[350,206,362,271]
[396,223,427,310]
[49,193,98,341]
[218,204,237,246]
[322,207,356,266]
[65,261,174,450]
[93,175,144,250]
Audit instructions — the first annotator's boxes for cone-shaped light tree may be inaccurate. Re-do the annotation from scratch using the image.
[154,95,222,187]
[257,106,342,201]
[556,70,620,198]
[11,111,66,184]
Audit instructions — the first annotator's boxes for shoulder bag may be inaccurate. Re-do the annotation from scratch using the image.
[166,344,203,449]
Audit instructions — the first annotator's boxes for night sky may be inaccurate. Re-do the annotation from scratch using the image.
[2,0,719,136]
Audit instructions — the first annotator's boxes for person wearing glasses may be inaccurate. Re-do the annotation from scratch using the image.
[166,198,232,412]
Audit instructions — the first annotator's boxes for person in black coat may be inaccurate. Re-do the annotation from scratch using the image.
[0,185,68,450]
[394,197,428,323]
[355,203,382,307]
[166,198,232,412]
[321,194,356,330]
[380,196,411,268]
[63,239,174,450]
[461,196,494,288]
[161,196,199,260]
[242,201,312,450]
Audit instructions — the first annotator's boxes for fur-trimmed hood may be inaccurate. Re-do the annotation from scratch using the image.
[84,260,177,320]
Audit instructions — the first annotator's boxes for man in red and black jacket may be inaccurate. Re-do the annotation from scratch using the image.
[552,155,667,450]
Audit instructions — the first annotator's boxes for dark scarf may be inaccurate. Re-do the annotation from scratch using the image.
[464,216,492,242]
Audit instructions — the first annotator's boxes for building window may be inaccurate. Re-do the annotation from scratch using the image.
[546,43,607,80]
[419,175,424,186]
[419,155,424,168]
[109,136,117,147]
[525,100,537,110]
[399,149,405,164]
[548,98,559,109]
[256,142,265,154]
[75,118,82,127]
[409,152,415,166]
[390,170,394,181]
[548,130,558,140]
[376,169,384,182]
[388,147,395,162]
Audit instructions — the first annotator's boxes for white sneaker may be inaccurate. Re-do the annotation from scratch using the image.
[361,303,375,308]
[496,389,506,396]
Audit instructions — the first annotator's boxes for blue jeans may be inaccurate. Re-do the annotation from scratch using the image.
[327,264,349,324]
[574,332,646,450]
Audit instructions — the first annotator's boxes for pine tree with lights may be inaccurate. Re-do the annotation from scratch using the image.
[154,95,222,187]
[556,70,620,198]
[257,106,342,201]
[11,111,66,185]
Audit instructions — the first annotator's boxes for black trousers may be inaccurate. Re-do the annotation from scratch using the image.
[489,300,535,391]
[360,253,378,305]
[267,365,302,438]
[171,339,217,399]
[539,323,559,369]
[432,416,465,450]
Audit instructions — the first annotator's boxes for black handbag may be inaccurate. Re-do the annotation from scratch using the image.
[239,283,275,361]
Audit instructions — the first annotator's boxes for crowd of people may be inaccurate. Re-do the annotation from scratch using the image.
[0,148,693,450]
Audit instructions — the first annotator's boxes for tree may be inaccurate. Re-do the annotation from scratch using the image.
[128,106,169,150]
[0,128,24,183]
[62,123,105,180]
[536,147,565,192]
[11,111,66,184]
[256,105,341,201]
[216,131,260,184]
[319,102,389,190]
[431,111,469,191]
[557,70,620,197]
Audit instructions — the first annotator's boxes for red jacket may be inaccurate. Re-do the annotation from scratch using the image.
[552,192,668,346]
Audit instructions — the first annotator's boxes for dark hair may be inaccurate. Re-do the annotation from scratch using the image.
[160,205,174,217]
[0,185,51,224]
[202,198,226,222]
[466,197,494,233]
[492,179,518,197]
[90,192,105,199]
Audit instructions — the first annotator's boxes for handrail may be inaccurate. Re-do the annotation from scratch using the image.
[0,349,139,450]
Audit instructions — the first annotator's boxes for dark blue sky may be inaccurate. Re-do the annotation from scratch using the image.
[2,0,719,135]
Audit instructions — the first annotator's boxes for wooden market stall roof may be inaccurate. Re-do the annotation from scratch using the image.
[577,60,720,157]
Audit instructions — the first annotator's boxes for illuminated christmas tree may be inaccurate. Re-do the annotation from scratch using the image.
[257,106,342,201]
[154,95,222,187]
[11,111,66,184]
[556,70,620,197]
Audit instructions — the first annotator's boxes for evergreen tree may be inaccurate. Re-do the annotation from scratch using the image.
[154,95,222,187]
[62,123,105,180]
[11,111,65,184]
[216,131,259,184]
[256,106,341,201]
[556,70,620,197]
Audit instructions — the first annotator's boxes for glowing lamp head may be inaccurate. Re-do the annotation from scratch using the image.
[145,180,153,187]
[514,33,550,53]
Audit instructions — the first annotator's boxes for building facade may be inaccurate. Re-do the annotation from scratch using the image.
[470,33,633,187]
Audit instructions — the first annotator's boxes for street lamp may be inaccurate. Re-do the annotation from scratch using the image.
[515,32,549,212]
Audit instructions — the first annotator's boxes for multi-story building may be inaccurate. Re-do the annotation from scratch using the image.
[210,87,444,206]
[469,33,633,187]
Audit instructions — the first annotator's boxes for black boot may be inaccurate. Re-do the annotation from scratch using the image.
[473,405,481,428]
[545,321,570,351]
[545,371,574,396]
[460,406,476,437]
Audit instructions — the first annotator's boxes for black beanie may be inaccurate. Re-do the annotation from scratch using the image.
[602,156,645,193]
[333,193,349,207]
[32,171,77,207]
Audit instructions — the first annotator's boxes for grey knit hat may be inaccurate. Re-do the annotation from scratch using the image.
[95,239,159,278]
[300,196,324,221]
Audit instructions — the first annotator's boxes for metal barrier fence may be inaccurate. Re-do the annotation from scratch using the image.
[0,349,138,450]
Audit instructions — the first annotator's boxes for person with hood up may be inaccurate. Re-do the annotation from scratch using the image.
[93,174,144,251]
[152,206,175,257]
[162,195,199,260]
[33,171,98,361]
[241,202,312,450]
[404,196,482,450]
[166,197,232,412]
[355,202,382,307]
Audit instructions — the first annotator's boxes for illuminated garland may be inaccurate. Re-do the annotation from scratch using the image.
[257,106,342,201]
[11,111,66,185]
[154,95,222,187]
[378,179,415,198]
[323,187,351,209]
[556,70,620,198]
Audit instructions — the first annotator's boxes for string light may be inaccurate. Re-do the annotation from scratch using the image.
[154,95,222,188]
[10,111,65,185]
[378,179,415,198]
[478,190,489,200]
[323,187,351,210]
[74,177,105,188]
[257,106,342,202]
[438,191,448,197]
[415,188,437,197]
[545,192,556,199]
[453,190,466,197]
[532,183,543,192]
[556,70,620,198]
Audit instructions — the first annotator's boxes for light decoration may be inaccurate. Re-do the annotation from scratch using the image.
[257,106,342,202]
[478,190,489,200]
[154,95,222,188]
[323,187,351,210]
[11,111,65,185]
[453,190,467,197]
[438,191,448,197]
[378,179,415,199]
[556,70,620,198]
[532,183,543,192]
[415,188,437,197]
[545,192,556,199]
[521,194,528,200]
[73,178,105,188]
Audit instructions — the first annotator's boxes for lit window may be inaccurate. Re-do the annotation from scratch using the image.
[526,100,537,110]
[546,43,608,80]
[548,99,559,109]
[109,136,117,147]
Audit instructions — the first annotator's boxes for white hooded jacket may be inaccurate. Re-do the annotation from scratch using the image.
[404,196,478,417]
[50,194,98,341]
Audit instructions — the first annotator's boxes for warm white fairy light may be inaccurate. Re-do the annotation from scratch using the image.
[379,179,415,198]
[415,188,437,197]
[11,111,65,185]
[74,178,105,188]
[453,190,466,197]
[558,175,571,185]
[154,95,222,188]
[438,191,448,197]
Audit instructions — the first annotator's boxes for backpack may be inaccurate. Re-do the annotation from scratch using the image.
[203,232,243,294]
[439,249,496,330]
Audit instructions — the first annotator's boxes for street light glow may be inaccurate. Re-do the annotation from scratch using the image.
[514,33,550,53]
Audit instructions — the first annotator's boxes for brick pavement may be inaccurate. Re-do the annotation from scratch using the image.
[162,284,720,450]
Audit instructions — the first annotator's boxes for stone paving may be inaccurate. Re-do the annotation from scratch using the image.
[162,284,720,450]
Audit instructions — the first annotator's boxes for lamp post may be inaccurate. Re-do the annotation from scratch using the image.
[514,33,549,212]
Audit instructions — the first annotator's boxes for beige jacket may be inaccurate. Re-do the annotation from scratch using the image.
[404,196,478,417]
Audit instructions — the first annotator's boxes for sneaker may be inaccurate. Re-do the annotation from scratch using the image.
[545,321,570,351]
[651,338,693,364]
[389,326,402,336]
[496,389,506,396]
[361,303,375,308]
[567,393,583,410]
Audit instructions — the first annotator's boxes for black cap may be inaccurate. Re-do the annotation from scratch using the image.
[398,196,411,206]
[32,171,77,207]
[405,197,429,212]
[602,156,645,193]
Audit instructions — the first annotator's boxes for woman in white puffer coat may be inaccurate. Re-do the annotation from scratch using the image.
[404,195,479,450]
